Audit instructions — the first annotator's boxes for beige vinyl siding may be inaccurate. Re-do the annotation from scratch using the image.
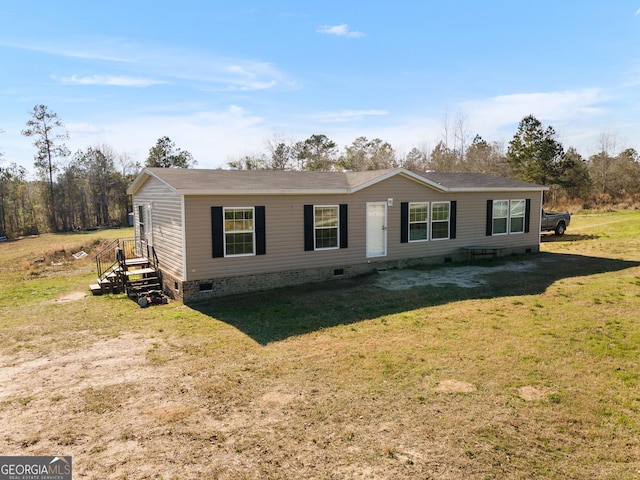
[185,194,357,280]
[182,175,543,281]
[133,176,184,280]
[455,192,542,247]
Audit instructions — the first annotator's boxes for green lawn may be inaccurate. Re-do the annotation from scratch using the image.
[0,214,639,479]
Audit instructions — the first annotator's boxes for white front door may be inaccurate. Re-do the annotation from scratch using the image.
[366,202,387,257]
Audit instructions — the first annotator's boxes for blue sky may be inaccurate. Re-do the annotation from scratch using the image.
[1,1,640,176]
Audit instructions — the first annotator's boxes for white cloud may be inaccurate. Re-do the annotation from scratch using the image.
[0,39,135,63]
[317,24,365,38]
[306,109,388,123]
[459,89,606,136]
[5,38,293,92]
[58,75,165,87]
[141,50,293,91]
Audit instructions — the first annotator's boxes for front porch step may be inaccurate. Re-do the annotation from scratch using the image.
[91,238,160,299]
[90,278,124,295]
[125,258,151,267]
[128,276,160,286]
[125,267,157,276]
[126,276,161,296]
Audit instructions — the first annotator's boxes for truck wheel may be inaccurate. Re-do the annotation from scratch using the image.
[555,222,566,236]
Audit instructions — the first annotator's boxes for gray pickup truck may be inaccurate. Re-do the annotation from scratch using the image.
[541,209,570,236]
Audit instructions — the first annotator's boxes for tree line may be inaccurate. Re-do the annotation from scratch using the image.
[1,105,639,238]
[0,105,197,238]
[227,115,640,209]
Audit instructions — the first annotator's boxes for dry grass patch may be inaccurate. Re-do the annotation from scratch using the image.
[1,216,640,478]
[517,385,559,402]
[435,379,477,393]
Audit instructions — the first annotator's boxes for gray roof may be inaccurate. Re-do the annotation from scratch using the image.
[128,167,547,195]
[412,171,544,190]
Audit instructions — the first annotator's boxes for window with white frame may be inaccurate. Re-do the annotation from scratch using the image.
[510,199,526,233]
[224,207,254,255]
[431,202,450,240]
[314,205,339,249]
[492,199,526,235]
[492,200,509,235]
[409,203,429,241]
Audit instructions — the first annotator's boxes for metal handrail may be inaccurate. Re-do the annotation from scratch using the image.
[95,238,120,279]
[95,237,136,280]
[147,244,159,270]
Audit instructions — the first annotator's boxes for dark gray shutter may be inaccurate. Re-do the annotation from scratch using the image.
[339,204,348,249]
[524,199,531,233]
[255,206,266,255]
[400,202,409,243]
[450,201,457,239]
[486,200,493,236]
[211,206,224,258]
[304,205,314,251]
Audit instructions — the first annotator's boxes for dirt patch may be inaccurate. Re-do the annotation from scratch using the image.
[52,291,88,303]
[435,379,477,393]
[149,403,197,423]
[374,260,537,290]
[0,334,197,478]
[0,334,158,403]
[261,390,296,405]
[517,385,558,401]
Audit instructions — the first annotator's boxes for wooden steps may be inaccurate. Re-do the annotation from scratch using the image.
[127,276,161,295]
[91,253,160,297]
[125,267,157,277]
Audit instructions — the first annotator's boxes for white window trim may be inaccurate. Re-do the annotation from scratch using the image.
[408,202,429,243]
[431,201,451,241]
[314,205,340,250]
[509,199,526,234]
[492,200,509,236]
[223,206,256,257]
[493,199,525,236]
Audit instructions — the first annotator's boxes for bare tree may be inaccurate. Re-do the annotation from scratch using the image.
[589,132,618,195]
[264,133,296,170]
[438,110,470,170]
[116,153,140,224]
[453,110,471,164]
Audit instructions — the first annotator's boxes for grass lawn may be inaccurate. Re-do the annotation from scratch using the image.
[0,213,639,479]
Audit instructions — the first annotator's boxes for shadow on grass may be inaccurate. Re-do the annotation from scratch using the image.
[541,233,600,243]
[189,253,639,345]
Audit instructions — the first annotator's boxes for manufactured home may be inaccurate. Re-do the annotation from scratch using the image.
[124,167,547,303]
